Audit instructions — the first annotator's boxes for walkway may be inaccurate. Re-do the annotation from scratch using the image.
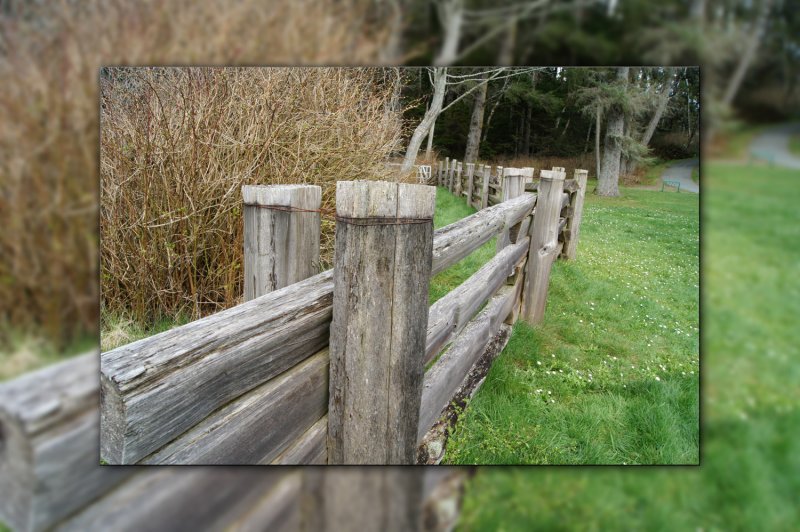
[660,158,699,193]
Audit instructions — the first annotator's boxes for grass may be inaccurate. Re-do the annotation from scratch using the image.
[691,166,699,183]
[456,162,800,530]
[790,134,800,157]
[443,187,699,465]
[639,158,673,186]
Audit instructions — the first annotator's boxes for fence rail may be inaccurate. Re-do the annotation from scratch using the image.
[96,164,587,466]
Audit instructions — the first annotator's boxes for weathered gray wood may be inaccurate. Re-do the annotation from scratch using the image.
[271,415,328,465]
[418,323,513,465]
[443,158,449,187]
[496,174,527,251]
[57,469,290,532]
[100,269,334,464]
[0,352,133,532]
[328,181,435,464]
[522,168,566,324]
[558,216,567,234]
[560,191,570,210]
[563,169,588,260]
[480,165,491,209]
[431,193,535,276]
[419,283,520,441]
[308,470,425,532]
[454,161,463,196]
[425,238,529,365]
[223,472,302,532]
[526,177,578,194]
[140,350,328,465]
[242,185,321,300]
[465,163,475,201]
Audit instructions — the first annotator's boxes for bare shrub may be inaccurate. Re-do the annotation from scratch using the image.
[0,0,396,345]
[492,153,597,179]
[101,67,402,325]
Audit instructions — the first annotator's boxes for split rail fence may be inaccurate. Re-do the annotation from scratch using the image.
[0,351,465,531]
[94,167,587,466]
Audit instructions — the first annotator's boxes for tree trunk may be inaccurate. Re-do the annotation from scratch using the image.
[640,69,676,147]
[595,108,601,179]
[584,119,593,153]
[722,0,772,106]
[464,76,488,164]
[402,68,447,172]
[434,0,464,66]
[425,117,436,159]
[521,104,532,156]
[597,67,629,197]
[497,18,517,65]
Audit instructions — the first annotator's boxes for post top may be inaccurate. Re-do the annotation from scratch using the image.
[539,169,565,181]
[242,184,322,207]
[336,180,436,219]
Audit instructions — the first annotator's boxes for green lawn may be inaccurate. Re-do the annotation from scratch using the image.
[457,162,800,530]
[442,187,699,465]
[691,165,699,183]
[790,134,800,157]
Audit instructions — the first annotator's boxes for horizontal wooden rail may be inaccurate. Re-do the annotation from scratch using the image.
[526,178,578,194]
[140,350,328,465]
[0,352,133,531]
[426,238,529,365]
[101,270,334,464]
[271,415,328,465]
[418,282,521,441]
[432,193,536,275]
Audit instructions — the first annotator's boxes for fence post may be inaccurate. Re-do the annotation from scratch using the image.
[521,168,565,324]
[496,170,526,251]
[562,169,588,260]
[242,184,321,301]
[480,165,491,210]
[454,161,463,197]
[466,163,475,207]
[327,180,435,464]
[443,158,449,187]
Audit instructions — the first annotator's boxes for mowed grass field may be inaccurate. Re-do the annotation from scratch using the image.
[456,162,800,530]
[438,186,699,465]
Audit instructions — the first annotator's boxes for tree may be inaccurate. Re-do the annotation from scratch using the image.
[464,73,489,163]
[597,67,629,196]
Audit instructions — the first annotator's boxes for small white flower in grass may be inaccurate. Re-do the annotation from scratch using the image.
[655,376,660,381]
[547,391,552,395]
[552,354,555,358]
[537,361,542,366]
[551,399,555,403]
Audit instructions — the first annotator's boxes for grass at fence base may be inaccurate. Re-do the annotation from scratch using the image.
[457,162,800,529]
[444,187,700,465]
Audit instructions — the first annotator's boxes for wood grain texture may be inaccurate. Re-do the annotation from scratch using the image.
[100,269,334,464]
[465,163,475,202]
[140,350,328,465]
[310,469,425,532]
[57,469,290,532]
[0,352,132,532]
[419,283,520,441]
[496,174,527,251]
[454,161,463,196]
[224,472,303,532]
[480,166,491,209]
[271,415,328,465]
[432,193,535,276]
[562,169,588,260]
[242,184,321,300]
[328,181,435,464]
[425,238,529,365]
[521,169,566,324]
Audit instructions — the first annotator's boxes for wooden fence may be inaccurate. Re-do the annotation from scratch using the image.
[97,168,587,466]
[0,351,466,531]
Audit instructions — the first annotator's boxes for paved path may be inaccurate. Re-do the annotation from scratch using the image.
[660,158,699,193]
[749,122,800,169]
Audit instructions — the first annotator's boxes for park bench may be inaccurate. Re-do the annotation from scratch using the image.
[662,179,681,192]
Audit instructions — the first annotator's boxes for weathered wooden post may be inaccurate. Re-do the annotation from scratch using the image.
[242,184,321,301]
[465,163,475,206]
[496,169,527,251]
[454,161,463,196]
[302,469,426,532]
[447,159,456,192]
[480,165,491,210]
[327,180,435,464]
[443,158,449,187]
[562,169,588,260]
[521,168,565,324]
